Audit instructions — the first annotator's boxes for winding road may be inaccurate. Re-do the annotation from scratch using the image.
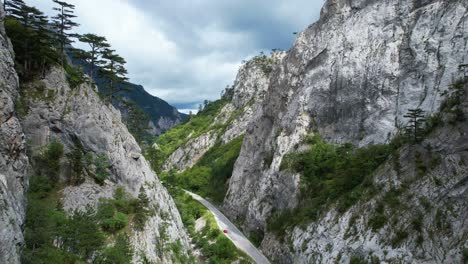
[185,190,271,264]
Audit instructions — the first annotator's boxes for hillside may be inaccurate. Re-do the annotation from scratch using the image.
[156,0,468,263]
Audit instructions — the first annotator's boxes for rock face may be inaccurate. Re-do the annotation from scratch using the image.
[162,52,285,172]
[0,6,29,264]
[222,0,467,262]
[70,57,187,135]
[20,67,190,263]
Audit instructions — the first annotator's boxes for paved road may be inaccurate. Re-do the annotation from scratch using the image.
[185,190,271,264]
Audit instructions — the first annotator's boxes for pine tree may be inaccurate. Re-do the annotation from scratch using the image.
[78,33,110,78]
[51,0,79,63]
[100,48,129,101]
[404,108,426,142]
[5,1,58,78]
[125,101,150,144]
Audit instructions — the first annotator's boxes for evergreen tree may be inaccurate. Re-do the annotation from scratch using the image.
[77,33,110,78]
[66,138,85,186]
[124,101,150,144]
[133,186,150,230]
[404,108,426,142]
[51,0,79,62]
[5,1,58,77]
[100,48,129,101]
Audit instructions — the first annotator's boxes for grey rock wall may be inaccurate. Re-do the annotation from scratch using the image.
[21,67,190,263]
[223,0,467,262]
[0,6,29,264]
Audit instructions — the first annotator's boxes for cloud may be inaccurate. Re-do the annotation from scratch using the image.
[25,0,325,106]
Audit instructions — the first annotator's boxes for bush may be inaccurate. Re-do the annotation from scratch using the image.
[95,234,133,264]
[270,136,392,236]
[35,139,64,183]
[59,209,105,259]
[368,203,386,231]
[463,248,468,262]
[101,212,128,233]
[64,64,86,89]
[391,230,409,247]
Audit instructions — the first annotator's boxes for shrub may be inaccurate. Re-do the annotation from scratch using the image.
[350,255,368,264]
[35,139,64,183]
[270,136,392,237]
[391,230,408,247]
[463,248,468,262]
[59,209,105,259]
[94,154,111,184]
[64,64,86,89]
[101,212,128,233]
[368,203,386,231]
[95,234,133,264]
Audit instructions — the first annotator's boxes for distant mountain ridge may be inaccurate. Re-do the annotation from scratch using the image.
[69,55,188,135]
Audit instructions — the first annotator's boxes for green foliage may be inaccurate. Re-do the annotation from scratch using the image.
[249,230,265,248]
[403,108,426,143]
[64,63,86,89]
[94,154,111,184]
[152,99,228,171]
[84,153,110,185]
[51,0,79,60]
[168,240,194,263]
[463,248,468,262]
[66,138,85,185]
[349,256,368,264]
[440,78,466,123]
[5,7,59,80]
[96,187,152,233]
[390,230,409,247]
[170,188,252,263]
[251,51,278,74]
[14,95,29,118]
[95,234,133,264]
[124,100,151,144]
[368,202,386,231]
[22,174,105,263]
[133,186,151,231]
[102,211,128,233]
[269,135,392,237]
[59,209,105,259]
[162,135,244,203]
[34,139,64,183]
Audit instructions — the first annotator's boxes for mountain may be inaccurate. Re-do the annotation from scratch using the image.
[155,0,468,263]
[0,5,190,263]
[69,56,188,135]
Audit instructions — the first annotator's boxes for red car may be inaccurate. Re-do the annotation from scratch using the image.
[223,229,228,234]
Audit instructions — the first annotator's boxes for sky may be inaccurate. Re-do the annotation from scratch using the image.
[25,0,325,113]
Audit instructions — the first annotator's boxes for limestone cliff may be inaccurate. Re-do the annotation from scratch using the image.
[19,67,191,263]
[162,52,285,172]
[222,0,467,262]
[0,6,29,264]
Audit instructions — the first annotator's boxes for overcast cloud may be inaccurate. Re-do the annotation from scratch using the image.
[25,0,325,111]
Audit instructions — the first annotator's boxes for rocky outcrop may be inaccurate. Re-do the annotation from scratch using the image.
[163,52,285,172]
[223,0,467,262]
[263,84,468,263]
[20,67,190,263]
[0,6,29,264]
